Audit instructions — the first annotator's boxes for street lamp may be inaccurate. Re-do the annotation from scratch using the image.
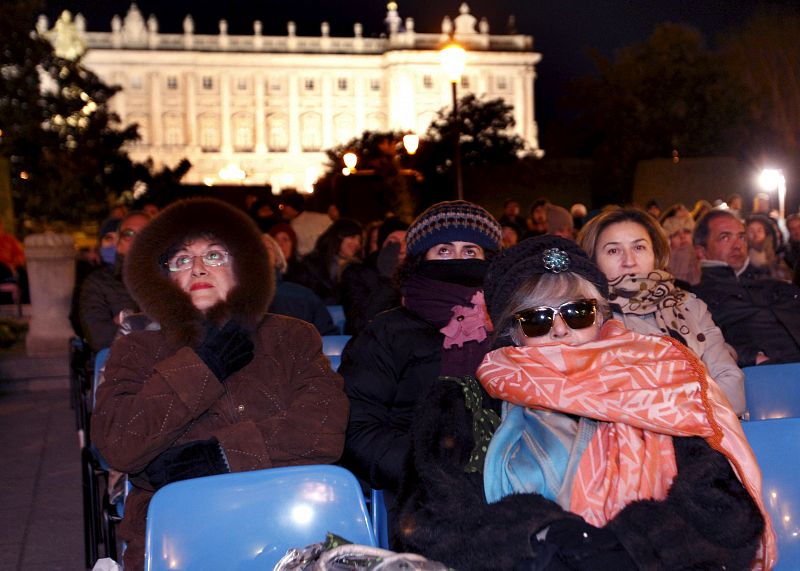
[402,133,419,155]
[343,151,358,176]
[440,41,466,200]
[758,168,787,219]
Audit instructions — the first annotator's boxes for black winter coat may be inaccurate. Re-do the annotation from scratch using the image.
[340,307,442,491]
[340,252,400,335]
[78,261,139,351]
[395,379,764,571]
[692,263,800,366]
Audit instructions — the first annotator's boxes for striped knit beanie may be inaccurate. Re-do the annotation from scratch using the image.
[406,200,502,257]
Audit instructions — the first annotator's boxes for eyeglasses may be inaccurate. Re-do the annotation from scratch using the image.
[514,299,597,338]
[165,249,231,272]
[119,229,137,241]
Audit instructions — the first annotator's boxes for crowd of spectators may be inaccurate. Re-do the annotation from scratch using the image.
[64,187,796,570]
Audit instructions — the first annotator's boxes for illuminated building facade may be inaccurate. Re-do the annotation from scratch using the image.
[40,3,542,191]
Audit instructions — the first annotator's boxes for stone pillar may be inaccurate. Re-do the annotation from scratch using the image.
[24,233,75,356]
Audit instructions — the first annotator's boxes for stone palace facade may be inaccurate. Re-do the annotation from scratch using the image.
[40,2,542,192]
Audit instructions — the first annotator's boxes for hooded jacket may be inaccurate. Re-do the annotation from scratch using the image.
[91,198,348,571]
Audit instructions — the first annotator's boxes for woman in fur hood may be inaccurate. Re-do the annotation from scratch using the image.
[91,198,349,571]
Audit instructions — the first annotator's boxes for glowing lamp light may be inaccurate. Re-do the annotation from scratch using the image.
[341,167,351,176]
[218,163,246,182]
[758,168,784,192]
[403,133,420,155]
[440,42,466,83]
[757,167,787,219]
[343,152,358,171]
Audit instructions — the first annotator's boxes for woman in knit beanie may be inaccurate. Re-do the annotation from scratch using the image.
[339,200,501,534]
[393,235,772,571]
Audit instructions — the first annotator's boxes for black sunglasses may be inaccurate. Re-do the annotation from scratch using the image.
[514,299,598,338]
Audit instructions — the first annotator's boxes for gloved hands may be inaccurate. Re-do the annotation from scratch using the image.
[195,320,254,382]
[143,438,230,491]
[531,517,637,571]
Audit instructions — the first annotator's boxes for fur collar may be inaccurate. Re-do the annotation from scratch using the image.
[124,198,273,346]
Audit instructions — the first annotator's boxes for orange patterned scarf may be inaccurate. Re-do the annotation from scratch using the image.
[477,320,776,570]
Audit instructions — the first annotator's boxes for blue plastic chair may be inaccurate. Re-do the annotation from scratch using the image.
[741,417,800,569]
[326,304,346,334]
[92,348,110,411]
[742,363,800,420]
[370,489,390,549]
[145,464,377,571]
[322,335,351,372]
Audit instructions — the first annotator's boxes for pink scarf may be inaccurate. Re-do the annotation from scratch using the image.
[477,320,776,570]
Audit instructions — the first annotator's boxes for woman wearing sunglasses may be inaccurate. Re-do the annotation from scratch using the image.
[91,198,349,571]
[394,236,774,571]
[577,206,745,415]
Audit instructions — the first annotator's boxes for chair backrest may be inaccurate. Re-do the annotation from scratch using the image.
[322,335,351,372]
[92,348,111,411]
[321,335,351,357]
[326,304,346,334]
[145,464,377,571]
[742,363,800,420]
[741,417,800,569]
[370,488,390,549]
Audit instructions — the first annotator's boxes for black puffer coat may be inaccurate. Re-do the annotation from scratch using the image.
[340,306,442,491]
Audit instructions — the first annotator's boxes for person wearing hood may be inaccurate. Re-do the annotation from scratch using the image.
[91,198,349,571]
[340,200,502,532]
[340,216,409,334]
[77,211,151,352]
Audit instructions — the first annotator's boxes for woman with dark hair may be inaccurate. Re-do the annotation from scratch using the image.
[340,200,502,528]
[394,236,774,571]
[340,217,409,334]
[268,222,302,280]
[91,198,348,570]
[577,206,745,415]
[289,218,363,304]
[746,214,792,281]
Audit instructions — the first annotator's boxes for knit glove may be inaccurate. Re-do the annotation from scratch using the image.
[532,518,637,571]
[195,320,254,382]
[143,438,230,491]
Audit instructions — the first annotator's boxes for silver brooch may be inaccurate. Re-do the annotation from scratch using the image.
[542,248,570,273]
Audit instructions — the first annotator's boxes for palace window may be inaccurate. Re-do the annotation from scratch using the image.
[423,75,433,89]
[130,76,142,90]
[202,76,214,90]
[166,76,178,90]
[370,79,380,91]
[304,78,315,91]
[337,78,348,91]
[496,76,508,90]
[461,76,470,89]
[237,78,248,90]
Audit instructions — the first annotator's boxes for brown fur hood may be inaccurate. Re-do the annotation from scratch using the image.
[124,197,273,346]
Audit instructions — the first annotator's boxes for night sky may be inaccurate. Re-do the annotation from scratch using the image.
[41,0,798,135]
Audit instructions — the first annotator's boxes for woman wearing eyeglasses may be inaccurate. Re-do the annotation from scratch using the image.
[91,198,349,571]
[394,236,774,571]
[577,206,746,415]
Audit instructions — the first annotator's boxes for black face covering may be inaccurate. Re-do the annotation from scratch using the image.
[416,259,490,287]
